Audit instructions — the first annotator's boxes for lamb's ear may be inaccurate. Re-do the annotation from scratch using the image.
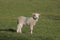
[39,13,40,15]
[32,13,35,15]
[38,13,40,15]
[32,13,35,16]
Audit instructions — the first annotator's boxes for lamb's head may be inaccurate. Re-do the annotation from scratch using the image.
[32,13,40,20]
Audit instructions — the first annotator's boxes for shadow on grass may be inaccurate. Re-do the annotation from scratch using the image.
[0,28,16,32]
[0,29,55,40]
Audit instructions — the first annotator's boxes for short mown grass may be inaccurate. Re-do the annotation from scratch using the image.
[0,0,60,40]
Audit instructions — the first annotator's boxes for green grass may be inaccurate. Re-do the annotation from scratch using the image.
[0,0,60,40]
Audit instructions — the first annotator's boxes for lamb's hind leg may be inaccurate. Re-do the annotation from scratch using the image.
[17,23,23,33]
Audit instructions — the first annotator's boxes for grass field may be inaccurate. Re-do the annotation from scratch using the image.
[0,0,60,40]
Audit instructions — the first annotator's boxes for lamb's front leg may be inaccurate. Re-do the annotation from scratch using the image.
[30,25,33,34]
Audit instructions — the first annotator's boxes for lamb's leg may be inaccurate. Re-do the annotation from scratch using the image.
[30,25,33,34]
[17,23,23,33]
